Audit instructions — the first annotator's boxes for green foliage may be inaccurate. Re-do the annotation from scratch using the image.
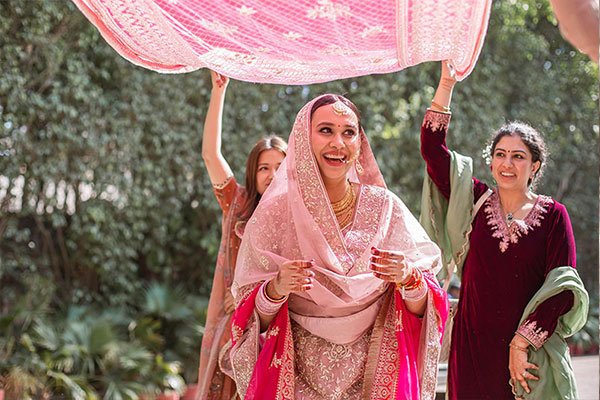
[0,279,202,398]
[0,0,597,395]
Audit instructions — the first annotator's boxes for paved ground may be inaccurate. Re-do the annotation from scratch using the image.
[436,354,599,399]
[573,354,599,400]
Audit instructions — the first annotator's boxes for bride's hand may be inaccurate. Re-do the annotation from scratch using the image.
[268,259,315,298]
[369,247,412,284]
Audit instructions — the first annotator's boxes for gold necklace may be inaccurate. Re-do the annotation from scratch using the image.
[331,183,353,212]
[331,182,356,228]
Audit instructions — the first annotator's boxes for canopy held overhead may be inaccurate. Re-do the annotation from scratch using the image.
[72,0,492,84]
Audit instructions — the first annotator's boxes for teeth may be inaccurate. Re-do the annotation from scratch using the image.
[324,154,345,161]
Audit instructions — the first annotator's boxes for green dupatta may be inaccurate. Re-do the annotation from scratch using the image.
[419,151,473,281]
[512,267,589,400]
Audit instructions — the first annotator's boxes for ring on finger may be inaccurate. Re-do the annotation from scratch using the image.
[522,371,528,378]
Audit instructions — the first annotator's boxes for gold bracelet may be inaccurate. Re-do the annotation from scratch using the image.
[431,100,450,113]
[264,280,288,303]
[509,343,528,353]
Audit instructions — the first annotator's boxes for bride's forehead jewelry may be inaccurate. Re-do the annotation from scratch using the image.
[332,100,352,116]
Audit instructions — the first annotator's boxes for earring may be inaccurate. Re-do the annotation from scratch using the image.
[355,158,364,174]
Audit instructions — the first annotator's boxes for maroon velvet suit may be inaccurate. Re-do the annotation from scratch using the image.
[421,111,575,399]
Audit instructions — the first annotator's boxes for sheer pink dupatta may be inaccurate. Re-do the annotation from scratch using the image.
[228,95,447,399]
[72,0,492,83]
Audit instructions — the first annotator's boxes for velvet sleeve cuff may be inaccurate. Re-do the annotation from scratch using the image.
[423,109,452,132]
[516,320,549,350]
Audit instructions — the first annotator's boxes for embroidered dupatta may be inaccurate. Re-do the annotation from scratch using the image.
[420,150,474,282]
[227,95,448,399]
[71,0,492,83]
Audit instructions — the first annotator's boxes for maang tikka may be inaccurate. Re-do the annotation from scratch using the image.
[332,100,352,115]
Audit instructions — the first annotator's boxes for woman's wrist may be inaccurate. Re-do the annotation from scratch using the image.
[439,78,456,91]
[266,279,286,301]
[396,266,423,289]
[256,281,287,317]
[510,334,530,349]
[211,88,227,97]
[402,283,428,302]
[430,100,450,113]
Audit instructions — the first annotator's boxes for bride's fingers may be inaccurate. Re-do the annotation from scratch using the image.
[371,247,405,261]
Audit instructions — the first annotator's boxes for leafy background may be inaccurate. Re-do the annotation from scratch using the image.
[0,0,597,398]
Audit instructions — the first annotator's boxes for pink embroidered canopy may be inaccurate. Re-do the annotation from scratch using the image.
[72,0,492,84]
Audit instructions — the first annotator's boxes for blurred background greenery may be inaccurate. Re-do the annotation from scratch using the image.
[1,0,597,398]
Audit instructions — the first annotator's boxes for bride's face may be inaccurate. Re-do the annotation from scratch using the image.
[310,103,361,184]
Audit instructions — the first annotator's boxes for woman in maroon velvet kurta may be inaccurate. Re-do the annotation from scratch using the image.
[421,63,576,399]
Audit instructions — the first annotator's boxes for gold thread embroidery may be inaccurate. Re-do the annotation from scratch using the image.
[231,324,243,342]
[268,326,280,338]
[395,309,403,332]
[270,354,283,368]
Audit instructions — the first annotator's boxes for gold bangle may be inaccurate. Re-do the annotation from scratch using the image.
[264,280,287,303]
[509,343,528,353]
[431,100,450,113]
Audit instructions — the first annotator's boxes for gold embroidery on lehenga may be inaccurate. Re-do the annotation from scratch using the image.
[231,318,259,398]
[231,324,243,343]
[292,321,369,399]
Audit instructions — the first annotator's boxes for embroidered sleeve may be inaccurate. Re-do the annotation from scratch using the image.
[517,290,575,349]
[516,320,548,349]
[423,109,451,132]
[212,174,234,189]
[420,110,453,199]
[212,175,238,214]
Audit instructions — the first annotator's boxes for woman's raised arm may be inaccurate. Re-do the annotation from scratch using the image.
[202,70,234,186]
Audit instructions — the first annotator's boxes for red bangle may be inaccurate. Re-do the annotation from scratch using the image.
[396,267,424,291]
